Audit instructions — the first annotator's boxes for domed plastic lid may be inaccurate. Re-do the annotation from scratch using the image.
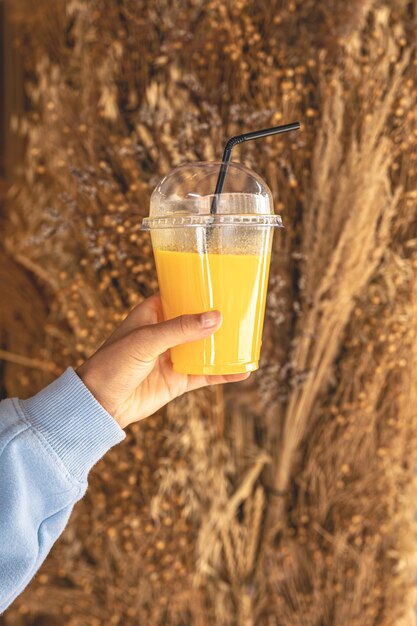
[141,161,283,230]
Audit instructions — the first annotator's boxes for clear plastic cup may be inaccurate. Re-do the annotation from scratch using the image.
[141,161,283,375]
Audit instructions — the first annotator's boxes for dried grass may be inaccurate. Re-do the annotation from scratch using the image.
[2,1,417,625]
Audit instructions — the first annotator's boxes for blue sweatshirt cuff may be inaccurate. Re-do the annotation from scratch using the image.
[19,367,125,483]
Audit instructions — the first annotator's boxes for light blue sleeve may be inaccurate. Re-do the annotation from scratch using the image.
[0,367,125,613]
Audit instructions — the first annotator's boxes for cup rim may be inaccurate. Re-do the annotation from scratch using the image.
[141,214,284,230]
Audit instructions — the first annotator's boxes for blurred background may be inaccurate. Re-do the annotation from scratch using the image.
[1,1,417,625]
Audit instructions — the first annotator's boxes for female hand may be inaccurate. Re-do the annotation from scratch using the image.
[77,294,249,428]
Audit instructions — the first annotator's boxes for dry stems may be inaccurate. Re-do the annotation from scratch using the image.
[2,1,417,625]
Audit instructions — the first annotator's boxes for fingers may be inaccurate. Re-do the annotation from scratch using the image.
[128,293,163,326]
[186,371,251,392]
[103,294,163,346]
[129,310,222,362]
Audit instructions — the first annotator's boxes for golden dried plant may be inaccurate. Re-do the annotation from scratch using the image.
[2,1,417,625]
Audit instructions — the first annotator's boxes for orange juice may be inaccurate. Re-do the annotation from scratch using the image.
[154,249,272,375]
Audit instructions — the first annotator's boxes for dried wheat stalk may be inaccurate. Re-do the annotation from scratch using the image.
[2,1,417,625]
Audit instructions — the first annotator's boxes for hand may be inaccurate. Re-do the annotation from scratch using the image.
[77,294,250,428]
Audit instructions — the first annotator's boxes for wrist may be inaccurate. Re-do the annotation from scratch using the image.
[19,367,125,482]
[76,362,124,429]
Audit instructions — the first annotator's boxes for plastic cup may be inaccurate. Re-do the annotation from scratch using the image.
[141,161,283,375]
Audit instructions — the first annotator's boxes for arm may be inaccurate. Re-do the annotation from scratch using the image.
[0,295,248,612]
[0,368,124,613]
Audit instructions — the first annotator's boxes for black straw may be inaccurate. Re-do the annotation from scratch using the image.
[210,121,301,214]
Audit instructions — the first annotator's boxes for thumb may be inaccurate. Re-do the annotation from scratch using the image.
[131,310,222,362]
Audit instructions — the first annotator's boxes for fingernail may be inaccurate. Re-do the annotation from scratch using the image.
[200,310,221,328]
